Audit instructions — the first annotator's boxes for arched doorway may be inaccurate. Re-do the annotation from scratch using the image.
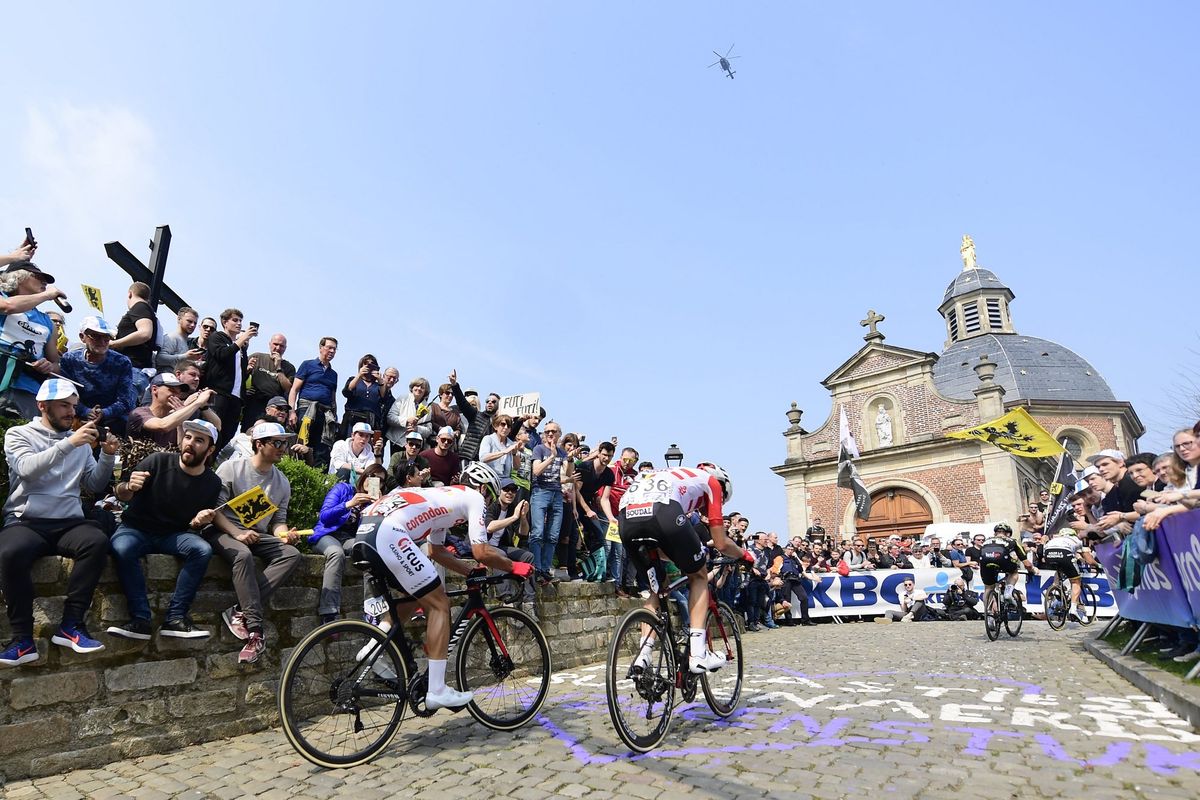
[855,487,932,541]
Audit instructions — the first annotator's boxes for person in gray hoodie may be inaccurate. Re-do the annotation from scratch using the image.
[0,378,118,667]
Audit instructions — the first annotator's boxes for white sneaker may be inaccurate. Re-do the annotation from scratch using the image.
[688,650,726,674]
[356,641,397,680]
[426,685,474,710]
[900,613,914,623]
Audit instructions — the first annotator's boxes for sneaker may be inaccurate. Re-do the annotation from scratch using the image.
[52,622,105,654]
[426,685,474,710]
[1173,648,1200,663]
[1163,644,1193,658]
[764,621,780,629]
[638,590,652,600]
[0,638,39,667]
[320,613,338,625]
[160,618,210,639]
[222,606,249,640]
[106,618,153,641]
[689,650,726,674]
[238,632,265,664]
[355,641,397,680]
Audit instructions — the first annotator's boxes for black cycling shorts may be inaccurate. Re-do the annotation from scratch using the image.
[1042,549,1080,579]
[980,558,1019,586]
[619,500,708,582]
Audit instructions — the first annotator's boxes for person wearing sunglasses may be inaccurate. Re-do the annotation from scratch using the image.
[211,422,303,665]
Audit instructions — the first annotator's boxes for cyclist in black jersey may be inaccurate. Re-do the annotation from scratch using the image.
[978,523,1038,609]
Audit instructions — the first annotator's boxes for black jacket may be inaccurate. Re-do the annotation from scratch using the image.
[452,382,492,462]
[201,331,246,396]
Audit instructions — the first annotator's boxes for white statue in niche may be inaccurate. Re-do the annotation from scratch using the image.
[875,403,894,446]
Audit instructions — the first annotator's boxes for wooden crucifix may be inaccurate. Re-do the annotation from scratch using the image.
[104,224,190,314]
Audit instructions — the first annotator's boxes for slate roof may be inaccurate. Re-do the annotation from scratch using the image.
[942,268,1011,304]
[932,333,1116,402]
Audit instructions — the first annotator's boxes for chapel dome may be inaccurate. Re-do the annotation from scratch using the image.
[932,333,1116,403]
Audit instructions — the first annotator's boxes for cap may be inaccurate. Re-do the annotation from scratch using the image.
[1087,449,1125,464]
[182,419,219,442]
[404,431,424,442]
[250,422,296,441]
[499,478,518,492]
[150,373,183,388]
[266,396,290,409]
[35,378,78,402]
[1080,465,1100,479]
[888,534,901,541]
[437,426,456,440]
[463,388,479,398]
[79,315,116,338]
[2,260,55,283]
[351,422,373,436]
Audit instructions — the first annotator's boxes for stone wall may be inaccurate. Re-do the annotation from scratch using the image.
[0,554,637,782]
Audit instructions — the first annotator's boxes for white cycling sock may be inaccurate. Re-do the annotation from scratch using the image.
[1003,585,1014,599]
[689,629,708,659]
[428,659,447,693]
[634,638,655,668]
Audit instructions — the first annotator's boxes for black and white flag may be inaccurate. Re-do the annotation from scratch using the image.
[838,442,872,520]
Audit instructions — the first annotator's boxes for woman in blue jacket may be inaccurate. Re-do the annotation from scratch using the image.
[310,463,387,623]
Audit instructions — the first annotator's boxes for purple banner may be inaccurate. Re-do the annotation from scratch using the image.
[1095,519,1195,629]
[1158,508,1200,629]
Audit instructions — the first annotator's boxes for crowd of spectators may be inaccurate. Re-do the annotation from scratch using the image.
[0,241,773,669]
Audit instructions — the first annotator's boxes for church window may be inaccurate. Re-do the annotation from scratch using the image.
[986,298,1003,329]
[1063,436,1083,461]
[962,301,981,334]
[948,308,960,341]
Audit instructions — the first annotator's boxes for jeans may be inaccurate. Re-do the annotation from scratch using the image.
[110,524,213,622]
[606,539,626,583]
[528,487,563,573]
[312,533,356,616]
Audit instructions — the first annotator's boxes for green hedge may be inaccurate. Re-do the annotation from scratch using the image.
[277,456,338,534]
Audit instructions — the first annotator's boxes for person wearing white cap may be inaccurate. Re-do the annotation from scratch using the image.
[420,425,463,486]
[107,420,223,641]
[0,379,119,667]
[58,315,136,436]
[328,420,383,481]
[1089,449,1142,534]
[128,372,220,449]
[0,259,65,420]
[211,422,302,664]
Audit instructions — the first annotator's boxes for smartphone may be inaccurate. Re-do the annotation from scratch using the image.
[24,227,35,247]
[94,424,108,443]
[248,321,260,331]
[365,477,382,500]
[372,431,383,447]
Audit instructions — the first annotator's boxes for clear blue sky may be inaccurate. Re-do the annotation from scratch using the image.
[2,3,1196,534]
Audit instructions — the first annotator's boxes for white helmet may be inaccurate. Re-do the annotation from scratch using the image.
[460,461,500,501]
[696,462,733,504]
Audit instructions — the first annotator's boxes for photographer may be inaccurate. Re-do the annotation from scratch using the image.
[341,353,384,437]
[200,308,257,451]
[0,260,64,420]
[926,537,953,569]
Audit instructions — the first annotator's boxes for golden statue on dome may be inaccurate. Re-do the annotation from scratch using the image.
[961,234,977,271]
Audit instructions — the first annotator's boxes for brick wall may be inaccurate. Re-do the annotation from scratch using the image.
[0,555,636,782]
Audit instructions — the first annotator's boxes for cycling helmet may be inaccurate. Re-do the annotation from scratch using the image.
[696,462,733,504]
[460,461,500,501]
[993,522,1013,535]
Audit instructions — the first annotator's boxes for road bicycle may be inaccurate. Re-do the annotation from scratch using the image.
[279,549,550,768]
[605,546,743,753]
[1044,562,1100,631]
[983,575,1025,641]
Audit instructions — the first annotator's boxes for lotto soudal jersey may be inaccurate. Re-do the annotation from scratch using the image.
[619,467,724,527]
[979,536,1027,563]
[1044,531,1083,555]
[364,485,488,546]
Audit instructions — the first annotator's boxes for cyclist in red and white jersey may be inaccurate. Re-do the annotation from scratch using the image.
[358,463,533,709]
[618,462,752,673]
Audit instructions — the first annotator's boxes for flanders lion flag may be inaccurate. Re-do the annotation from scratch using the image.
[221,485,278,528]
[946,407,1066,458]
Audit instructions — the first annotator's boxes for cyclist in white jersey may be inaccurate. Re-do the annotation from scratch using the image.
[358,463,533,709]
[1041,527,1097,621]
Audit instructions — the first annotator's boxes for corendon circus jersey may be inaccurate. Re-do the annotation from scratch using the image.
[358,486,488,598]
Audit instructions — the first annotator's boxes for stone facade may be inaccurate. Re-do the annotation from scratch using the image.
[774,246,1144,540]
[0,554,638,782]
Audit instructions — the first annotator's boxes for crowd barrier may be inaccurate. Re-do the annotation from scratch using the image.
[798,566,1118,619]
[1094,508,1200,629]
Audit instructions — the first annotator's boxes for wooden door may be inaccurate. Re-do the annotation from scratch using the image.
[855,488,932,541]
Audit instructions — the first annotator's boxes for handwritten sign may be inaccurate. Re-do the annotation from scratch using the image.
[225,485,278,528]
[499,391,541,420]
[81,284,104,313]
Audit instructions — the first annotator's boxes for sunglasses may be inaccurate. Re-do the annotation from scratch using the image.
[201,324,216,331]
[496,422,511,427]
[437,438,453,444]
[263,439,290,449]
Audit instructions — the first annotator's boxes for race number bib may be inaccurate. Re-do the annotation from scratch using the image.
[363,595,389,618]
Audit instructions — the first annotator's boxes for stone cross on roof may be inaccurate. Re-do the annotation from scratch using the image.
[860,309,886,342]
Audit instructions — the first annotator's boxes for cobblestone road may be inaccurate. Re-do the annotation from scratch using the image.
[5,621,1198,800]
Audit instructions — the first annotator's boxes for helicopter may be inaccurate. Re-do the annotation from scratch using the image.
[708,44,740,79]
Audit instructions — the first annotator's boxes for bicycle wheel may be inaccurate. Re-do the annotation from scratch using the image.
[718,601,744,635]
[606,608,676,753]
[701,604,743,718]
[1076,584,1098,626]
[279,620,409,768]
[456,607,551,731]
[1005,595,1024,638]
[984,590,1001,641]
[1045,581,1069,631]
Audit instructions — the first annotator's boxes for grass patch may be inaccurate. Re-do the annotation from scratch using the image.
[1100,625,1200,681]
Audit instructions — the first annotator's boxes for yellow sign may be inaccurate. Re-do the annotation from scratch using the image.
[81,284,104,313]
[946,407,1067,459]
[225,485,278,528]
[1049,482,1064,495]
[605,520,621,544]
